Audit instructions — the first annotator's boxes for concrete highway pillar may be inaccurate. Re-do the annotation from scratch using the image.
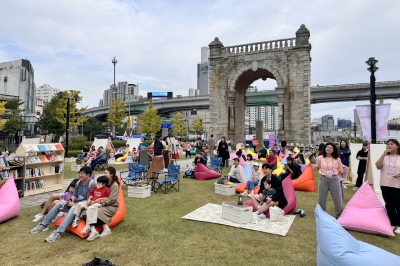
[256,120,264,152]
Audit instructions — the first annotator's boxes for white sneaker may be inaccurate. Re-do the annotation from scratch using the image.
[257,213,267,219]
[391,226,397,231]
[395,227,400,234]
[81,225,91,234]
[99,227,111,238]
[241,191,248,196]
[353,187,358,191]
[87,229,100,241]
[32,213,44,223]
[72,218,80,228]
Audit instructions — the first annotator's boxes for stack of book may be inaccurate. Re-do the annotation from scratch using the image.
[25,168,45,178]
[25,180,45,191]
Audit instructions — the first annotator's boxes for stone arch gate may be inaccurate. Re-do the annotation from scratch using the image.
[208,24,312,145]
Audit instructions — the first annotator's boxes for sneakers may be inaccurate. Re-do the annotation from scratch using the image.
[45,230,62,243]
[29,223,49,234]
[32,213,44,223]
[293,209,302,215]
[87,229,100,242]
[392,226,397,231]
[257,213,267,219]
[394,227,400,234]
[81,225,91,234]
[353,187,359,191]
[299,210,306,217]
[241,191,248,196]
[72,218,81,228]
[99,226,111,238]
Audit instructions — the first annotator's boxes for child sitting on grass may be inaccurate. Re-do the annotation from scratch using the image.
[72,176,110,232]
[254,179,276,219]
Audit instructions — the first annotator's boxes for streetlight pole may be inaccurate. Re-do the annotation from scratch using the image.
[112,57,117,97]
[353,122,356,138]
[59,92,78,158]
[365,57,378,144]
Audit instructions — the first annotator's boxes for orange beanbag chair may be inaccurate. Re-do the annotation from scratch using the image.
[53,182,125,238]
[235,183,260,194]
[194,163,221,180]
[292,163,316,192]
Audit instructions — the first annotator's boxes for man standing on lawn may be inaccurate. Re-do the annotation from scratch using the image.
[29,166,96,242]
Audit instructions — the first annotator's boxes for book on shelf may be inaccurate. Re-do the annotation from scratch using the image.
[33,157,41,163]
[32,145,40,152]
[25,145,34,152]
[25,180,45,191]
[49,144,57,150]
[44,145,51,151]
[39,156,48,162]
[38,145,46,151]
[56,155,63,161]
[46,154,55,161]
[55,144,63,150]
[26,168,45,178]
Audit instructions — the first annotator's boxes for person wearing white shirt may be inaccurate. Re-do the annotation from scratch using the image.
[227,158,245,183]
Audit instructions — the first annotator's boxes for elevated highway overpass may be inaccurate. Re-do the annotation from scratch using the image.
[82,80,400,120]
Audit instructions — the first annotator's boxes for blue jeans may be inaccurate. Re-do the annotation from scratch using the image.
[245,180,259,190]
[91,159,105,170]
[229,177,241,183]
[42,202,76,233]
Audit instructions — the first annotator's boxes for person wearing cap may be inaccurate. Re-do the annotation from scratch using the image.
[241,162,263,196]
[227,157,245,183]
[251,163,288,219]
[354,142,369,190]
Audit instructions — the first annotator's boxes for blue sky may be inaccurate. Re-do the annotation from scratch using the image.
[0,0,399,122]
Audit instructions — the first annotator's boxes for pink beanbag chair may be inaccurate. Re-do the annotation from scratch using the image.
[244,175,296,217]
[0,178,20,223]
[337,181,394,236]
[229,152,237,160]
[239,157,246,167]
[194,163,221,180]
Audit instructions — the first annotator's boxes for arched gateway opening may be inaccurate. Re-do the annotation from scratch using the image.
[208,24,312,145]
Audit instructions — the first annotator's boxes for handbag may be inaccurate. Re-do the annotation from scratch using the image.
[172,153,179,159]
[269,206,284,222]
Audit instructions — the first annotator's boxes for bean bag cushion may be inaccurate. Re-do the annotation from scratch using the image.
[244,176,296,217]
[315,204,400,265]
[281,153,290,165]
[292,163,316,192]
[0,178,20,223]
[259,157,266,162]
[190,150,196,155]
[116,152,129,162]
[246,149,258,159]
[272,160,284,176]
[194,163,221,180]
[337,181,394,236]
[239,157,246,168]
[305,157,310,165]
[54,182,125,238]
[229,151,237,160]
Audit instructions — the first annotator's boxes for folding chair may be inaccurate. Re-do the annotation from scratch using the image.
[154,164,180,194]
[209,157,223,173]
[120,163,146,188]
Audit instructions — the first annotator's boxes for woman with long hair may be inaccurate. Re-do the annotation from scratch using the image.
[376,139,400,234]
[339,140,351,167]
[316,142,344,218]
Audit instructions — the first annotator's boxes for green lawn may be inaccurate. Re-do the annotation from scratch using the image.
[0,167,399,265]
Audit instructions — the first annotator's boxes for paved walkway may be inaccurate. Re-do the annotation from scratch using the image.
[20,158,194,209]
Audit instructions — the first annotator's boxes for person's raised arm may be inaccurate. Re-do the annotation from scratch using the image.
[376,148,390,169]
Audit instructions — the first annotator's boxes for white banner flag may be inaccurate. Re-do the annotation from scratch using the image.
[356,104,391,140]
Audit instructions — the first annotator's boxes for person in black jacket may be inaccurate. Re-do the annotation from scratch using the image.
[218,136,229,167]
[251,163,288,219]
[279,157,301,180]
[281,137,287,152]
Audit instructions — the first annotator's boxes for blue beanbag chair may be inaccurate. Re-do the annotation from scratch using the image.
[315,204,400,266]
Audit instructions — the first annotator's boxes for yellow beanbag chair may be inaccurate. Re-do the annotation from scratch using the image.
[116,152,129,162]
[272,159,284,175]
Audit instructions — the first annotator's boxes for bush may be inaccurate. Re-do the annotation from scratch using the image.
[66,150,82,157]
[112,140,127,150]
[70,135,88,142]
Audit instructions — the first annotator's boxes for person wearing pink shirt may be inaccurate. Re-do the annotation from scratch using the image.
[316,142,344,218]
[375,139,400,234]
[184,142,192,158]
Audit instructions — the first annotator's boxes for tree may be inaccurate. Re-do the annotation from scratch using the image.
[191,116,204,136]
[83,117,105,139]
[107,98,126,130]
[36,96,64,135]
[170,112,186,137]
[0,101,6,127]
[55,90,88,131]
[2,99,25,141]
[138,99,161,137]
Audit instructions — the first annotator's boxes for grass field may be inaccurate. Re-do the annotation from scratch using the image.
[0,164,399,265]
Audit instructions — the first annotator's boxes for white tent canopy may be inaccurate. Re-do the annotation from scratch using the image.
[91,138,114,152]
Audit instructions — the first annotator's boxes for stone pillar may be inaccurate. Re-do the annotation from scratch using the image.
[256,121,263,151]
[276,87,286,139]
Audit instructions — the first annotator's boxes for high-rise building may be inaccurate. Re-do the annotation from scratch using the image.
[36,84,60,103]
[337,118,352,128]
[35,98,44,119]
[321,115,334,131]
[197,47,209,96]
[101,82,141,106]
[0,59,36,133]
[245,86,278,131]
[189,88,198,97]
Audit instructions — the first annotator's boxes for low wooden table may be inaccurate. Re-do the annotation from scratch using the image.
[222,202,253,224]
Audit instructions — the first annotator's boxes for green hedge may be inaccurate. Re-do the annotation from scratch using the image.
[62,140,131,151]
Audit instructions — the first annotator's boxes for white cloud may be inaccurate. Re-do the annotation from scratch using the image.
[0,0,399,119]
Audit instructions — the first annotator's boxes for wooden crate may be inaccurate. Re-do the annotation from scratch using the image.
[128,185,151,198]
[214,183,235,196]
[222,202,253,223]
